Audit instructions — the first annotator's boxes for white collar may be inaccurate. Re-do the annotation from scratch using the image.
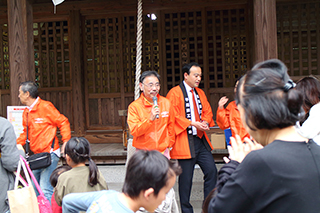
[27,97,39,111]
[183,81,193,92]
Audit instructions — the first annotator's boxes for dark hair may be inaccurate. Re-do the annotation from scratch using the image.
[296,76,320,122]
[122,150,181,198]
[139,71,160,83]
[252,59,288,73]
[50,165,72,187]
[20,81,39,98]
[182,62,201,75]
[236,59,304,131]
[65,137,99,187]
[202,188,217,213]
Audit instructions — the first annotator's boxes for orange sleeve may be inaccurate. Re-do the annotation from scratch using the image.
[168,102,176,148]
[197,89,215,127]
[47,103,71,143]
[216,107,230,130]
[127,102,154,137]
[166,87,192,136]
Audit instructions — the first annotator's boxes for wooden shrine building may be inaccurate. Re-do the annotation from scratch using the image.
[0,0,319,147]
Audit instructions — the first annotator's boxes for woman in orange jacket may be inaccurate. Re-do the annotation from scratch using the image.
[216,80,250,141]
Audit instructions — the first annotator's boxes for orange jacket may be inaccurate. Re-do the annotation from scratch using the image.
[216,100,250,141]
[166,85,215,159]
[127,93,175,152]
[17,98,71,154]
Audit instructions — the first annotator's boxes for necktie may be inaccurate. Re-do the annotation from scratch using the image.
[191,89,203,138]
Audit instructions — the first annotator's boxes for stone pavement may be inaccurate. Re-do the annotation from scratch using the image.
[98,163,225,213]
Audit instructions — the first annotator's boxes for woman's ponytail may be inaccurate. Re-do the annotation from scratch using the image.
[88,157,99,186]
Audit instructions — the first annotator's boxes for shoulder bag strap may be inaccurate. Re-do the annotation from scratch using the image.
[50,138,55,152]
[25,113,30,157]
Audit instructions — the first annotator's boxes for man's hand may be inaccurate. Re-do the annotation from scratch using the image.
[218,96,228,109]
[150,104,160,121]
[60,142,67,157]
[16,144,25,152]
[191,121,209,131]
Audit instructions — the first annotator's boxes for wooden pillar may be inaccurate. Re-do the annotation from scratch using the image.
[252,0,278,65]
[7,0,35,105]
[201,8,209,96]
[69,10,85,136]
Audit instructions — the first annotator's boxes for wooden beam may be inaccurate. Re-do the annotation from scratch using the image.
[7,0,35,105]
[251,0,278,65]
[118,17,127,132]
[69,9,85,136]
[88,92,134,99]
[29,0,248,16]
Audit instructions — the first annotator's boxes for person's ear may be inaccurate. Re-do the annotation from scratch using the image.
[139,82,143,92]
[184,72,188,80]
[143,188,155,200]
[65,154,71,163]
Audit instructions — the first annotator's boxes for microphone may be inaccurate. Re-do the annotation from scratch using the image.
[152,96,159,119]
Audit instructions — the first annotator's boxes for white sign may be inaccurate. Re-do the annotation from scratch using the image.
[7,106,27,139]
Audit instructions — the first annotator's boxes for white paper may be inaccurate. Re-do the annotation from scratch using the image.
[52,0,65,6]
[7,106,27,138]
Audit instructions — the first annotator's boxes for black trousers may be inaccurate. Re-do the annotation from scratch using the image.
[178,136,217,213]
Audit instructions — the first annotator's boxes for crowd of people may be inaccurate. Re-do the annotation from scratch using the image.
[1,59,320,213]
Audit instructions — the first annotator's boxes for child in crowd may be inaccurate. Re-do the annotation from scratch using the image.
[62,150,182,213]
[50,165,72,213]
[54,137,108,206]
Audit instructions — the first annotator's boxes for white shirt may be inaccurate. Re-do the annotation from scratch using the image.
[296,102,320,145]
[183,81,200,135]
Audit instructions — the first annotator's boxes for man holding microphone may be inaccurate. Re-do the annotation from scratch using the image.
[127,70,175,157]
[127,71,177,213]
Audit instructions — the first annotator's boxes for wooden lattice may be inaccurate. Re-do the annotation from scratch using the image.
[163,11,204,90]
[85,18,121,94]
[123,16,136,93]
[34,21,70,88]
[207,8,249,88]
[83,15,160,128]
[163,8,249,92]
[84,16,160,95]
[277,1,320,77]
[142,15,160,77]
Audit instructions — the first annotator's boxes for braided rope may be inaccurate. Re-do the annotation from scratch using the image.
[127,0,143,167]
[135,0,143,100]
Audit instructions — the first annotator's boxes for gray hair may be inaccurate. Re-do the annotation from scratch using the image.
[20,81,38,98]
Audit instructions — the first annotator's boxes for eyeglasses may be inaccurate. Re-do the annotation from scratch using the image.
[142,83,160,89]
